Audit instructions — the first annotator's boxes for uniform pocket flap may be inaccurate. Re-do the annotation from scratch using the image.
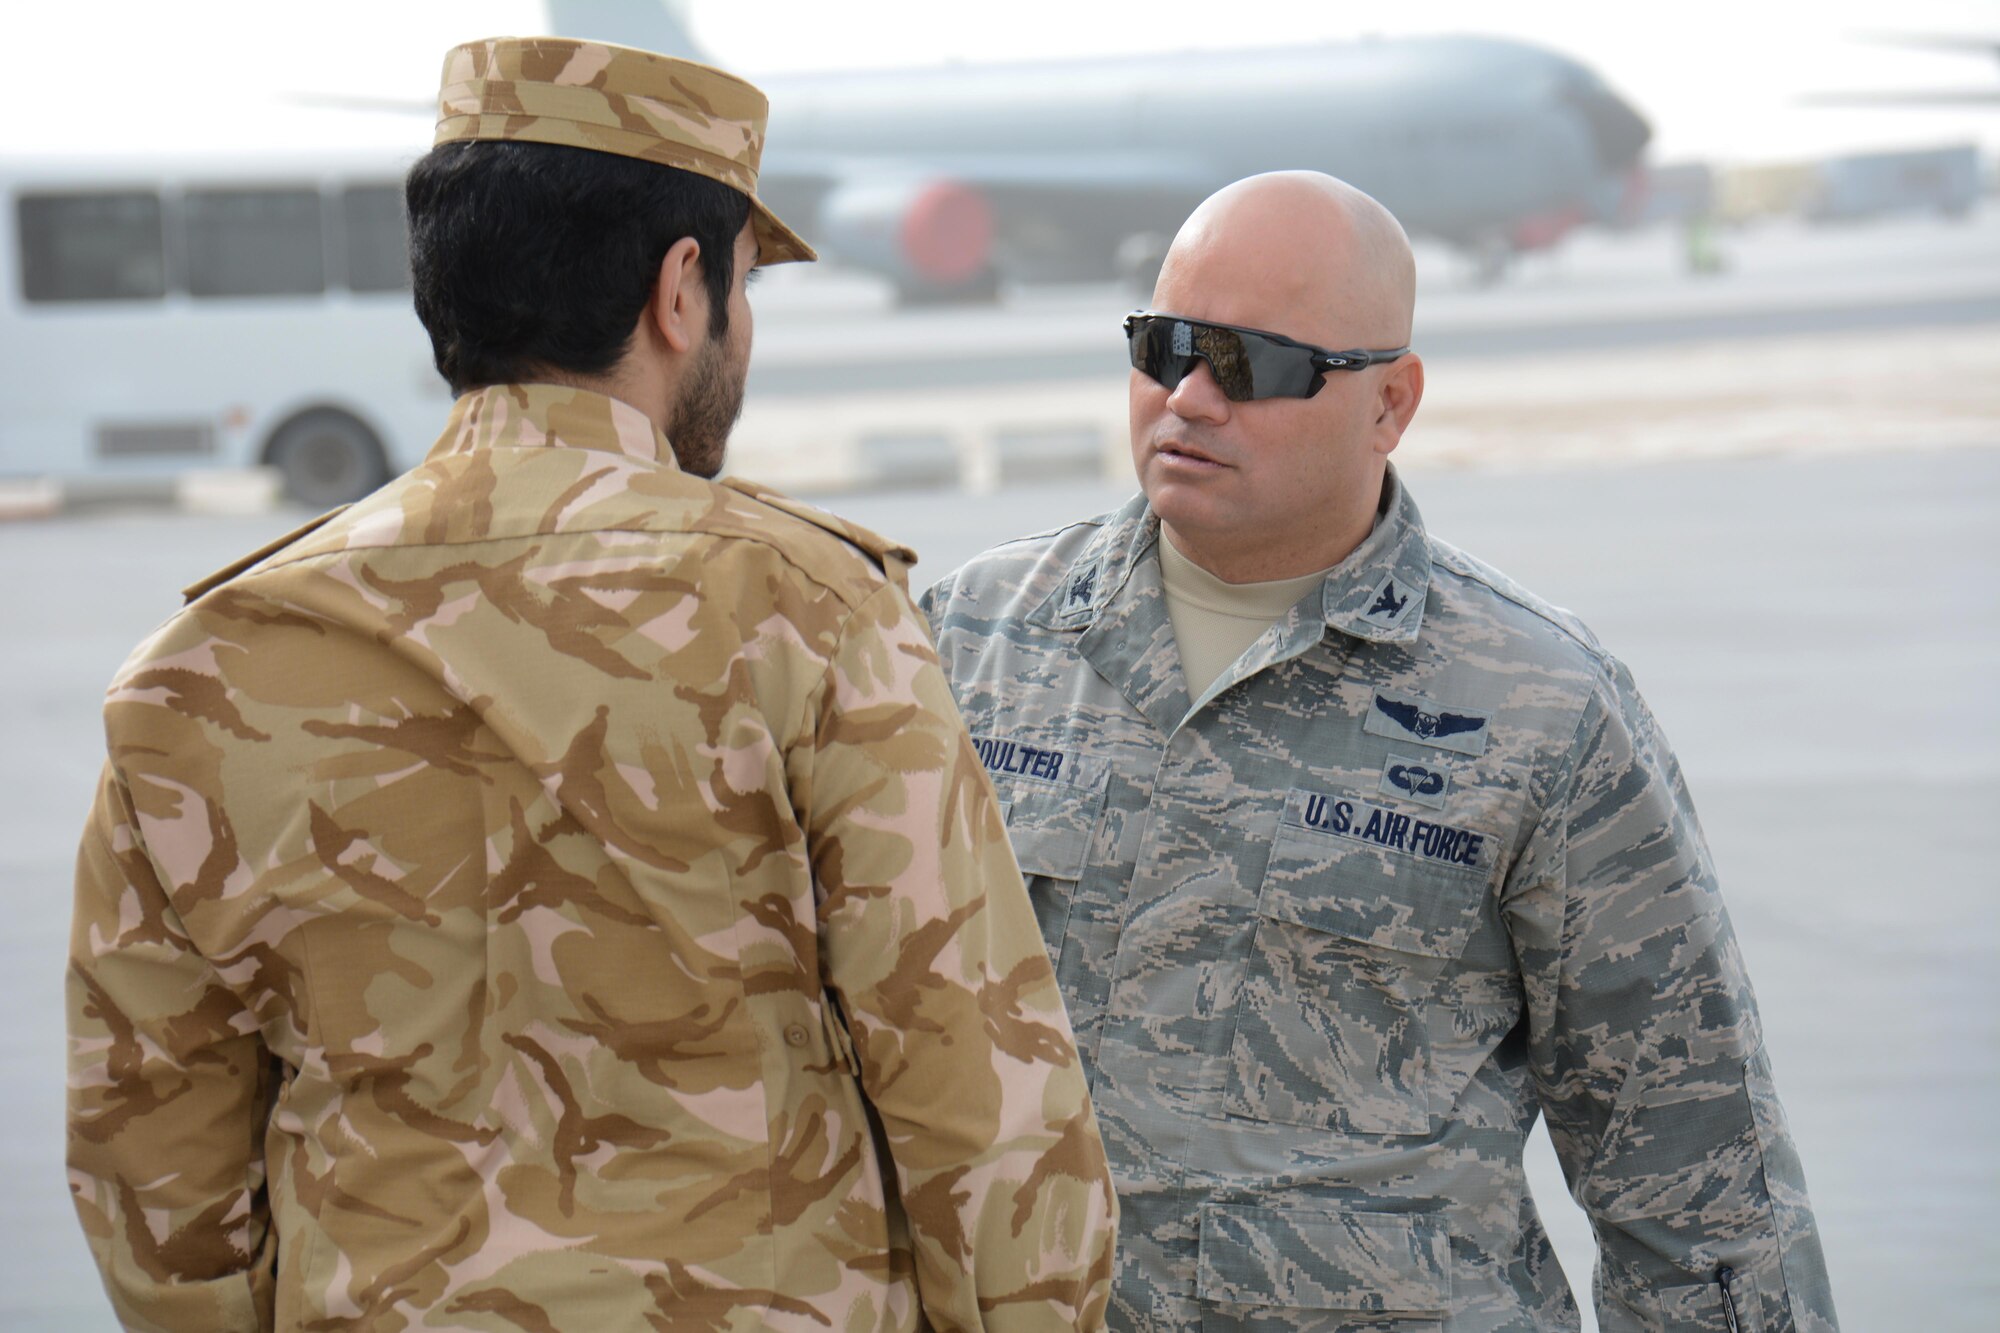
[1004,806,1091,880]
[1259,822,1488,959]
[1196,1203,1449,1313]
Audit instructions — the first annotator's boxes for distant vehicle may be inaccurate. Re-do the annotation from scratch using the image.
[1628,161,1717,227]
[1805,143,1982,222]
[0,152,444,505]
[549,4,1655,297]
[1711,144,1984,227]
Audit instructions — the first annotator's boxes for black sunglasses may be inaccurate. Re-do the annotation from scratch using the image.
[1123,311,1409,401]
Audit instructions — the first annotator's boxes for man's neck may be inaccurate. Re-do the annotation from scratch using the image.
[1161,473,1392,583]
[1161,514,1371,584]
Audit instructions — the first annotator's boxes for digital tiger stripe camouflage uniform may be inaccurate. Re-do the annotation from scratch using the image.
[920,472,1836,1332]
[67,385,1116,1331]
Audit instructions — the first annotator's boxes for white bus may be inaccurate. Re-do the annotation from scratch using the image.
[0,150,449,506]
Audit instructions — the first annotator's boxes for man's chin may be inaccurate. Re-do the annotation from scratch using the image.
[665,337,746,479]
[1144,465,1232,515]
[1147,488,1233,542]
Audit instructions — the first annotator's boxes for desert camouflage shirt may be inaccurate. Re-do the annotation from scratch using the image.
[919,471,1835,1332]
[68,384,1115,1332]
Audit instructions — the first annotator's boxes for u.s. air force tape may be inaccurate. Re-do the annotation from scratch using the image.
[1285,787,1496,873]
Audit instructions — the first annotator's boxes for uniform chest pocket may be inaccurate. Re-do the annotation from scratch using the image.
[1224,798,1493,1138]
[997,769,1108,966]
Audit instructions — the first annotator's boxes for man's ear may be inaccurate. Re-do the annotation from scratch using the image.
[647,236,706,354]
[1373,353,1425,456]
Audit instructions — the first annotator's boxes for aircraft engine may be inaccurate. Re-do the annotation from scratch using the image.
[815,179,996,297]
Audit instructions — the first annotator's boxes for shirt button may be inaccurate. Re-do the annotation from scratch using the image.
[783,1023,811,1048]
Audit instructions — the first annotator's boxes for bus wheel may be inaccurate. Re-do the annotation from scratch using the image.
[265,409,387,507]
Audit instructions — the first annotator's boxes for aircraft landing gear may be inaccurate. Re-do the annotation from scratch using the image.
[1467,236,1513,287]
[893,266,1002,306]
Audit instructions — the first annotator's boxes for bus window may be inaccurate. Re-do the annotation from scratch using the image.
[17,191,167,303]
[185,188,325,298]
[343,184,410,293]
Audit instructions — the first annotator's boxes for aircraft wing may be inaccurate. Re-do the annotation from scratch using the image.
[1801,89,2000,105]
[1847,31,2000,60]
[1805,30,2000,105]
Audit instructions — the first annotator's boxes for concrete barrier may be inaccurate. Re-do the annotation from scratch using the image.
[0,467,282,520]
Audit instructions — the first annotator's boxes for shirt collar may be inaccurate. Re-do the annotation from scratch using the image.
[1319,466,1433,645]
[426,383,677,466]
[1029,491,1155,631]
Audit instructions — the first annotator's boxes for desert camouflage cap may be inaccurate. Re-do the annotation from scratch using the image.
[434,36,815,264]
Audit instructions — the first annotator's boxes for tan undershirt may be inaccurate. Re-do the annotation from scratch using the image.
[1158,534,1335,701]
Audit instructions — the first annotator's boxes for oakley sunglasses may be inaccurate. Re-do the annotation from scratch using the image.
[1123,311,1410,401]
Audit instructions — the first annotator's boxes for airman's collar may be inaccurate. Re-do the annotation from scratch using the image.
[1320,467,1432,645]
[1028,491,1155,631]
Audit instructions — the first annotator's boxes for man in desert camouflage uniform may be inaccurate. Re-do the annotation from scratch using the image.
[67,37,1114,1331]
[920,173,1836,1331]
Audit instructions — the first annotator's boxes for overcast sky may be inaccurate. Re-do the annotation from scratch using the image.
[1,0,1995,163]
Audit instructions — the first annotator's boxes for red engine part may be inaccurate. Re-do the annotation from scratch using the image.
[898,181,994,286]
[1510,204,1588,253]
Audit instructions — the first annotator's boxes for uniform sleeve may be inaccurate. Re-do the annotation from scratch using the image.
[912,575,950,647]
[913,576,944,623]
[68,761,278,1332]
[1502,660,1837,1333]
[805,583,1117,1331]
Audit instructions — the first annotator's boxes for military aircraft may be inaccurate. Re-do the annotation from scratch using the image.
[548,2,1652,297]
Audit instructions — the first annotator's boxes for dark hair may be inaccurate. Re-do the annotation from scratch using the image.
[405,140,752,395]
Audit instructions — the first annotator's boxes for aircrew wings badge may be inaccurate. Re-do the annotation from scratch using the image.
[1364,691,1491,756]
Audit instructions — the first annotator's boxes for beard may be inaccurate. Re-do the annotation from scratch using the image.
[665,330,747,479]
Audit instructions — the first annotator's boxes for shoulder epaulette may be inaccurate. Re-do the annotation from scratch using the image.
[719,478,916,590]
[181,505,351,603]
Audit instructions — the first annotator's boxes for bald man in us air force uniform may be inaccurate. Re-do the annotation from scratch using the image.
[921,172,1837,1332]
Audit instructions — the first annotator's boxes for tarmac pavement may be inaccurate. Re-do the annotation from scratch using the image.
[4,439,1996,1329]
